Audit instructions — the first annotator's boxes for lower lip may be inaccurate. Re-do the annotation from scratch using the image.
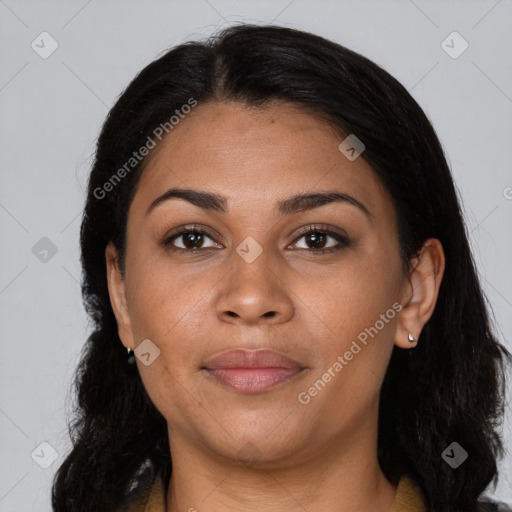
[203,367,305,393]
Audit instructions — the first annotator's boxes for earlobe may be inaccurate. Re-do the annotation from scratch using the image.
[105,242,134,350]
[394,238,445,349]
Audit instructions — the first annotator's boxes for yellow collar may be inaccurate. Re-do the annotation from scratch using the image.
[135,472,426,512]
[390,475,427,512]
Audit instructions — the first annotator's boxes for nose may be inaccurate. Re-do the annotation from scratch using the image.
[215,250,295,327]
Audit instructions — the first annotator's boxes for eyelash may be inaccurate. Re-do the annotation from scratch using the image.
[162,224,351,255]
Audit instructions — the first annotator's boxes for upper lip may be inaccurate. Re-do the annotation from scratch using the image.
[202,348,305,370]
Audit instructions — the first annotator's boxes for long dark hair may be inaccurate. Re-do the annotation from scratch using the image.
[51,23,511,512]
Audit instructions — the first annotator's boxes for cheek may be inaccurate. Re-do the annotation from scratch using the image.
[125,256,210,338]
[297,252,401,343]
[125,262,212,423]
[124,256,221,395]
[293,249,402,406]
[296,266,399,431]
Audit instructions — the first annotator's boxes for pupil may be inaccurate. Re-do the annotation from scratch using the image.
[185,232,202,248]
[308,232,325,248]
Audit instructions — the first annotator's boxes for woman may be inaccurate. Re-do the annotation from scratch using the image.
[51,24,511,512]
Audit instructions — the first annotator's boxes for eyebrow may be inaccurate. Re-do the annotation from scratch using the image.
[145,187,372,218]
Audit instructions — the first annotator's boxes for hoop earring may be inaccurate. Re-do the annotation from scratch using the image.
[127,347,135,364]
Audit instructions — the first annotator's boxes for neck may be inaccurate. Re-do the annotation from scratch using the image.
[165,409,397,512]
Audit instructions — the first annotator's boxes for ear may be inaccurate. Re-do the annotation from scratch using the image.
[105,241,135,351]
[395,238,445,348]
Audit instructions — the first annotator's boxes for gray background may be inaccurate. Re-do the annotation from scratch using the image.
[1,0,511,509]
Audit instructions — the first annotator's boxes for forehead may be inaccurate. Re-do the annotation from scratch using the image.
[130,101,392,220]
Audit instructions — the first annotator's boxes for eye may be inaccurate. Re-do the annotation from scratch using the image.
[162,224,351,254]
[163,225,220,252]
[289,225,351,254]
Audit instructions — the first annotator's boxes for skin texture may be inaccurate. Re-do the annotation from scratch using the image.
[106,101,445,512]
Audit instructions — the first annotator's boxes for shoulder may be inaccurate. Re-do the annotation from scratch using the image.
[394,475,512,512]
[391,475,427,511]
[117,468,165,512]
[477,497,512,511]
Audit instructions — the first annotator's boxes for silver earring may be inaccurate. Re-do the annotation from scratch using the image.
[127,347,135,364]
[408,332,416,343]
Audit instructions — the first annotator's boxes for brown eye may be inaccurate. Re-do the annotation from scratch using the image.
[163,225,351,255]
[290,226,351,254]
[303,231,329,249]
[163,228,219,251]
[177,231,205,249]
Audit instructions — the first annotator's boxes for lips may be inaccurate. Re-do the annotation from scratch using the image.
[203,348,303,370]
[202,348,307,394]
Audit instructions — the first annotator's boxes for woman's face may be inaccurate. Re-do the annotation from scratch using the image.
[108,101,418,467]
